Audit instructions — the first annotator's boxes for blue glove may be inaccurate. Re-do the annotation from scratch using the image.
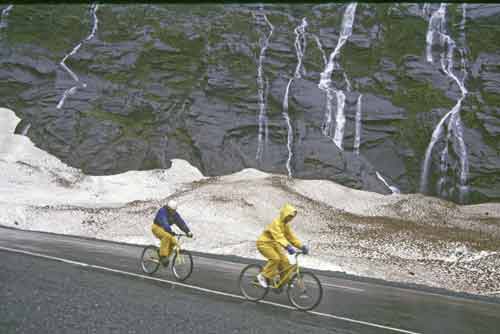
[285,245,296,255]
[301,245,309,255]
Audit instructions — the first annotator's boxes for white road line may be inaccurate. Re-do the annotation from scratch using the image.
[0,246,422,334]
[322,283,365,292]
[309,311,421,334]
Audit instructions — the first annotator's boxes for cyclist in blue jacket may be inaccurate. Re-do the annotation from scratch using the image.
[152,199,193,265]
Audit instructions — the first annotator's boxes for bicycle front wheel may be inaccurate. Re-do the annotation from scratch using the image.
[287,271,323,311]
[140,246,161,275]
[172,249,193,281]
[239,264,269,301]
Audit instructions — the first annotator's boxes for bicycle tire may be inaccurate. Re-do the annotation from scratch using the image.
[172,249,194,281]
[287,271,323,311]
[239,264,269,301]
[140,245,161,275]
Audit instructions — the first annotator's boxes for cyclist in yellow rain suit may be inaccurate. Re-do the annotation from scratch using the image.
[256,203,309,288]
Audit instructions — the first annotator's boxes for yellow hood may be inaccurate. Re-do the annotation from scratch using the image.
[257,203,302,248]
[279,203,297,223]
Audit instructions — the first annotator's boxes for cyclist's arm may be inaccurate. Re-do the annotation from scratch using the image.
[284,224,303,249]
[268,220,289,248]
[173,212,191,235]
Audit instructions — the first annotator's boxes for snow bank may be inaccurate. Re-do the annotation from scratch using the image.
[0,107,205,208]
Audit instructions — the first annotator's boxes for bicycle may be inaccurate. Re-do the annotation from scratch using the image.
[238,251,323,311]
[139,233,194,281]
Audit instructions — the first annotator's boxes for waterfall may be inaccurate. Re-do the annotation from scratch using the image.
[293,18,308,78]
[0,5,13,29]
[255,10,274,161]
[460,4,467,32]
[318,3,357,150]
[332,90,346,148]
[283,79,294,178]
[420,3,469,201]
[422,3,430,18]
[343,72,352,92]
[57,4,99,110]
[353,94,362,155]
[281,18,308,178]
[87,3,99,42]
[425,4,446,64]
[312,35,328,66]
[459,4,468,83]
[376,172,401,194]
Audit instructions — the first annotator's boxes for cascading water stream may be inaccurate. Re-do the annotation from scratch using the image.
[420,3,469,202]
[293,18,308,79]
[282,18,308,178]
[376,172,401,194]
[312,35,328,66]
[353,94,362,155]
[425,4,446,64]
[283,79,294,178]
[255,10,274,161]
[343,72,352,92]
[0,4,13,29]
[422,3,431,18]
[318,3,357,150]
[57,4,99,110]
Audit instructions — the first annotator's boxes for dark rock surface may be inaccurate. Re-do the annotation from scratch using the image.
[0,3,499,203]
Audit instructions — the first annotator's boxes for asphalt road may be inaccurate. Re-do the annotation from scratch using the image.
[1,227,499,334]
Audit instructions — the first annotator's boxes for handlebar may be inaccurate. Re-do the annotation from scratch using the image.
[172,233,192,239]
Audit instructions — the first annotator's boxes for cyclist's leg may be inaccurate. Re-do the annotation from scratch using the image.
[152,225,174,257]
[257,242,283,281]
[168,235,178,256]
[279,256,294,284]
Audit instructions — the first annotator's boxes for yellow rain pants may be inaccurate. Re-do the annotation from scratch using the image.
[151,224,178,257]
[257,241,292,280]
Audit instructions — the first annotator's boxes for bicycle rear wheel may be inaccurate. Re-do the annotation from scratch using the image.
[140,245,161,275]
[287,271,323,311]
[172,249,193,281]
[239,264,269,301]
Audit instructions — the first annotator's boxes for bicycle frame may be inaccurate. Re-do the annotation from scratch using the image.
[173,235,186,264]
[152,234,187,262]
[269,252,303,289]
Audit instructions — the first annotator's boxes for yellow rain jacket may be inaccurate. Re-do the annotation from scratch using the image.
[257,203,302,249]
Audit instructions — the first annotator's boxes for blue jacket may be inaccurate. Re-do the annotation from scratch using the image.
[154,206,190,235]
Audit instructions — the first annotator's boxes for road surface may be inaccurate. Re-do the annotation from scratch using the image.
[1,227,499,333]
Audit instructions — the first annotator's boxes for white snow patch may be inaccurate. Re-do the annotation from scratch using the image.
[0,108,204,208]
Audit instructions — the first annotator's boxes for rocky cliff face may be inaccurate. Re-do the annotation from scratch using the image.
[0,3,499,203]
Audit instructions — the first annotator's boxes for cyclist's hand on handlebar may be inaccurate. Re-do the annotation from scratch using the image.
[301,245,309,255]
[186,231,193,238]
[286,245,296,255]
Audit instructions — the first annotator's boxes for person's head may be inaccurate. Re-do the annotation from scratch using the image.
[280,203,297,224]
[167,199,178,211]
